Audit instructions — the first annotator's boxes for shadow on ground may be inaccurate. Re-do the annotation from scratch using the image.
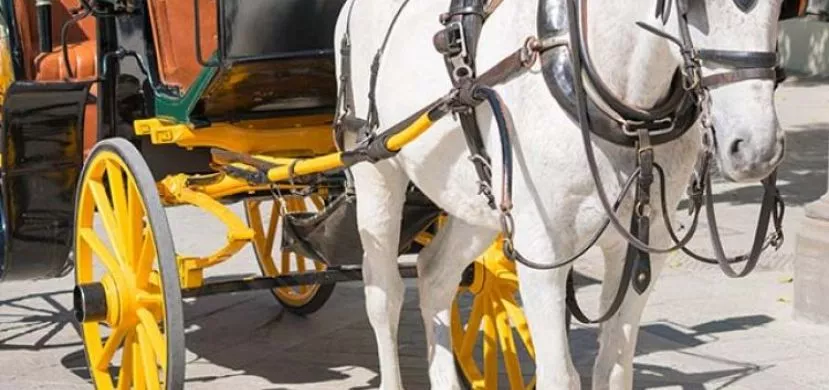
[178,280,386,389]
[0,289,80,351]
[572,314,775,389]
[0,267,770,389]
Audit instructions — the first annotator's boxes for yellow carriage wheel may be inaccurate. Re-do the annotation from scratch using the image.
[244,194,335,315]
[74,138,185,390]
[452,240,536,390]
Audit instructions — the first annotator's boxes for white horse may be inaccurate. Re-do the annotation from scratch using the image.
[335,0,784,389]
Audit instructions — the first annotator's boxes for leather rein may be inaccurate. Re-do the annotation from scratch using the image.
[335,0,786,325]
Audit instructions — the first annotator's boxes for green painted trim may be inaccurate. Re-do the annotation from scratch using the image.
[153,63,220,124]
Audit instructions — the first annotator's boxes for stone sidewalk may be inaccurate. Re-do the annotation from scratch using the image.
[0,81,828,389]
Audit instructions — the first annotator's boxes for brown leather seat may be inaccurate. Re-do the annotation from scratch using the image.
[147,0,218,93]
[13,0,98,154]
[13,0,98,81]
[34,41,97,81]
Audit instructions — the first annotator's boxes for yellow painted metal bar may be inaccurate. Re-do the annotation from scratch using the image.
[265,111,436,182]
[157,175,255,288]
[134,117,337,156]
[266,153,345,182]
[159,172,309,202]
[385,112,435,151]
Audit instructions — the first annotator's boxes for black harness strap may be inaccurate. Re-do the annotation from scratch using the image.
[335,0,412,144]
[335,1,366,145]
[366,0,413,138]
[435,0,496,208]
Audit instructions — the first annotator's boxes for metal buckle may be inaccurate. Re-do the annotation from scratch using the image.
[443,21,474,81]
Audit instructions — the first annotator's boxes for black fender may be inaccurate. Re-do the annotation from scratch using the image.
[0,81,91,281]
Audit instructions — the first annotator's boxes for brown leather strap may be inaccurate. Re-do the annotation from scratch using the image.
[484,0,503,16]
[701,68,777,89]
[474,45,538,88]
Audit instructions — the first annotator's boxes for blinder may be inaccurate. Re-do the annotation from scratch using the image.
[780,0,809,20]
[732,0,757,13]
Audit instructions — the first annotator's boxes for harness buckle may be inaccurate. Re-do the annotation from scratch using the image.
[434,21,474,82]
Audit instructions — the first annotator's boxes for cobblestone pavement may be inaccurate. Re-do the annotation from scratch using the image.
[0,81,828,389]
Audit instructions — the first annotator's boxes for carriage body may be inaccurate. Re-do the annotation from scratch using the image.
[0,0,349,283]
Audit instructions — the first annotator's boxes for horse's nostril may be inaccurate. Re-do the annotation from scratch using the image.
[729,138,745,157]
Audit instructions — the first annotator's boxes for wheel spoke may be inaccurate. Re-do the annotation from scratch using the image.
[135,230,156,289]
[483,299,498,388]
[501,288,535,357]
[80,228,125,280]
[95,326,128,370]
[89,181,126,259]
[127,181,145,269]
[132,335,146,390]
[460,294,484,358]
[136,292,163,309]
[295,254,308,294]
[137,308,166,370]
[451,296,484,386]
[496,271,519,291]
[493,289,525,390]
[137,324,161,390]
[264,201,280,255]
[117,332,135,390]
[106,161,128,238]
[281,250,291,276]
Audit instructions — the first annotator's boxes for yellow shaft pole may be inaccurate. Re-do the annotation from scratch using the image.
[266,152,344,182]
[266,111,436,182]
[385,112,435,151]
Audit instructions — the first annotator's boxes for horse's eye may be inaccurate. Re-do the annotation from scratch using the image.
[732,0,758,13]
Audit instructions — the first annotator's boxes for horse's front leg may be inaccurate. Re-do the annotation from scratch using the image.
[353,160,409,390]
[515,212,581,390]
[416,217,498,389]
[592,232,669,390]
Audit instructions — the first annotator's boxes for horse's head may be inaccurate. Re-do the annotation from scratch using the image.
[678,0,785,182]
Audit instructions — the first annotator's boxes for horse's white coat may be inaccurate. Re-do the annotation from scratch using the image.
[333,1,784,389]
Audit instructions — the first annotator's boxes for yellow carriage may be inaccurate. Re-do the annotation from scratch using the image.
[0,0,534,388]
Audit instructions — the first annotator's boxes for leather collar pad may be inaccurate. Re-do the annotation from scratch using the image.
[536,1,700,147]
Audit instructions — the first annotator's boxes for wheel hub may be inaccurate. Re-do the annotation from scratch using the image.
[73,282,108,323]
[467,239,515,295]
[75,273,140,327]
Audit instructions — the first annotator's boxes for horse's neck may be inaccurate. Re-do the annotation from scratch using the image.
[584,0,678,109]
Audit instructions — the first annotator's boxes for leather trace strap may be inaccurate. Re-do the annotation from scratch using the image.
[365,0,412,136]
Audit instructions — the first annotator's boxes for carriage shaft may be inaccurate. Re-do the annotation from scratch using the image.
[264,106,447,183]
